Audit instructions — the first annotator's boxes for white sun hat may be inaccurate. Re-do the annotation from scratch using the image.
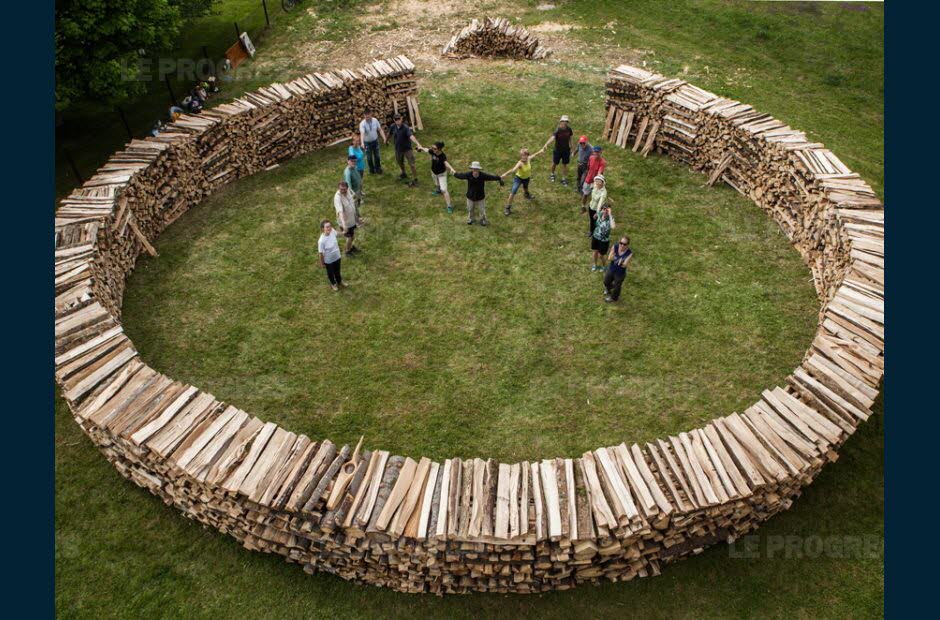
[470,161,482,169]
[594,174,606,183]
[560,114,570,121]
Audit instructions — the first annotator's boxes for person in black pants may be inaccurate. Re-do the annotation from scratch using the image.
[604,236,633,303]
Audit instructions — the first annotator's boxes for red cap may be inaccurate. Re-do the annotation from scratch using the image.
[578,135,588,143]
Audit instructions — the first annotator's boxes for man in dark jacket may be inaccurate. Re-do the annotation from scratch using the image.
[453,161,504,226]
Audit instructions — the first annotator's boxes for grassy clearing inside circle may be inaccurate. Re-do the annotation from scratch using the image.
[121,70,818,462]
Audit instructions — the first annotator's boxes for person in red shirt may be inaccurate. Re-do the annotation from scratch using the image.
[580,146,607,211]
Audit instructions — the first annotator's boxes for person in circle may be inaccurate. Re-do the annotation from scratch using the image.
[542,114,574,186]
[348,134,366,195]
[359,108,387,174]
[386,113,422,186]
[333,181,359,256]
[417,141,456,213]
[574,135,593,194]
[591,202,616,272]
[453,161,504,226]
[317,220,346,291]
[500,146,546,216]
[584,173,608,238]
[604,235,633,303]
[580,145,607,213]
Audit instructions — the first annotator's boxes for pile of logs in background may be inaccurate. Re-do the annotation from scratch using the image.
[54,59,883,595]
[442,17,550,60]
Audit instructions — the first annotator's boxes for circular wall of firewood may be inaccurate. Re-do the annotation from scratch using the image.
[54,57,883,595]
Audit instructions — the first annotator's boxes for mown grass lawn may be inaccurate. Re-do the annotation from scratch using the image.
[55,1,883,617]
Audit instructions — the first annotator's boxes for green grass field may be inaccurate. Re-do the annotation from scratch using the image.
[55,1,883,617]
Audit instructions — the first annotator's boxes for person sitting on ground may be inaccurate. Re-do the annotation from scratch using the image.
[168,105,184,121]
[604,235,633,303]
[359,108,386,174]
[386,114,422,186]
[318,219,347,291]
[542,114,574,186]
[453,161,504,226]
[580,145,607,212]
[206,76,220,94]
[333,181,360,256]
[500,147,546,216]
[584,174,608,238]
[591,202,616,272]
[575,135,592,193]
[348,134,366,194]
[417,141,456,213]
[194,83,208,103]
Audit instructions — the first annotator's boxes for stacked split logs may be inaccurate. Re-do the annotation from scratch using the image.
[443,17,550,60]
[603,65,881,302]
[54,61,883,595]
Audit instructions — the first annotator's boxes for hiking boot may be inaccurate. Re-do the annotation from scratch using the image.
[431,189,442,195]
[467,218,474,225]
[549,173,556,182]
[331,284,339,291]
[561,178,569,186]
[504,205,512,216]
[446,205,454,214]
[591,265,599,272]
[524,193,533,200]
[604,296,616,303]
[480,218,489,227]
[399,173,408,180]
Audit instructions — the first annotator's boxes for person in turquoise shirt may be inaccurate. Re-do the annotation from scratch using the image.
[343,156,363,217]
[348,134,366,195]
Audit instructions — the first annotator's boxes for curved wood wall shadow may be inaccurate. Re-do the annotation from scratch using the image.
[53,58,884,595]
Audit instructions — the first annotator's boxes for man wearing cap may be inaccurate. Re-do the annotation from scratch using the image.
[580,145,608,217]
[333,181,360,256]
[575,135,593,194]
[453,161,504,226]
[542,114,574,186]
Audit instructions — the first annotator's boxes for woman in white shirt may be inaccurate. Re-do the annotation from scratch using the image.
[317,220,346,291]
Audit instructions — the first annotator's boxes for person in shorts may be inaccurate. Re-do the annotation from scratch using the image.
[317,220,346,291]
[542,114,574,186]
[591,203,616,272]
[418,141,456,213]
[575,135,593,193]
[333,181,360,256]
[453,161,504,226]
[359,108,386,174]
[580,145,607,212]
[499,147,546,215]
[386,114,421,186]
[604,236,633,303]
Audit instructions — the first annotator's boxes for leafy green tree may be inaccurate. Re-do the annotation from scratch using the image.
[55,0,216,111]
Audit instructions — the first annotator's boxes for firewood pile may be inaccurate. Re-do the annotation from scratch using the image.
[442,17,550,60]
[602,65,882,302]
[54,61,883,595]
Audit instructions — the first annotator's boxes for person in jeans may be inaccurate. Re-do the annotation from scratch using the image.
[604,236,633,303]
[580,146,607,211]
[333,181,360,256]
[584,174,608,237]
[348,134,366,194]
[454,161,504,226]
[574,135,592,193]
[343,156,363,223]
[386,114,422,186]
[591,203,616,272]
[318,220,346,291]
[418,141,456,213]
[542,114,574,186]
[359,108,386,174]
[499,147,546,215]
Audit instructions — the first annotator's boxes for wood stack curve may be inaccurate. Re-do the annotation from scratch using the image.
[54,60,883,595]
[442,17,551,60]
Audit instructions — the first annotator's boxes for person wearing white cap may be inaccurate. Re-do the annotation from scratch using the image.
[585,174,608,238]
[542,114,574,186]
[453,161,504,226]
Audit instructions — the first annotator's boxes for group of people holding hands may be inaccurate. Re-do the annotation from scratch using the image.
[318,113,633,303]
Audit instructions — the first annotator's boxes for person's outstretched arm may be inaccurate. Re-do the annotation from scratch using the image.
[445,161,457,174]
[453,171,469,180]
[529,147,547,160]
[480,171,503,183]
[542,133,556,151]
[410,133,423,151]
[501,161,521,178]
